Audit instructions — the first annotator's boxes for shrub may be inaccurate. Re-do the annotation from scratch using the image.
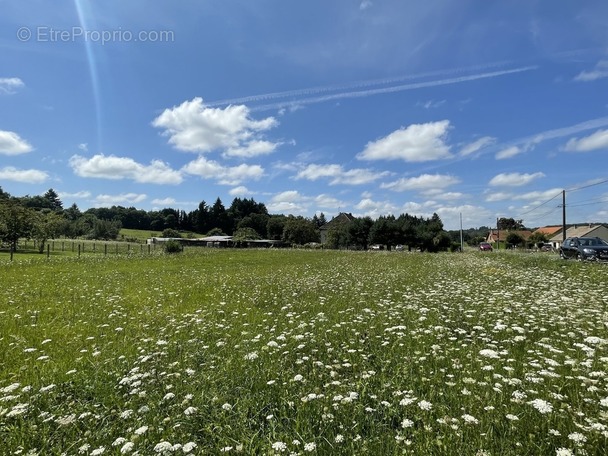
[162,228,182,238]
[163,240,182,253]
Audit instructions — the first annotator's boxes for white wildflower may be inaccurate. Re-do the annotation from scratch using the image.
[528,398,553,414]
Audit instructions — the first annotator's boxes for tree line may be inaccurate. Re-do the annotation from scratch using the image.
[1,187,460,252]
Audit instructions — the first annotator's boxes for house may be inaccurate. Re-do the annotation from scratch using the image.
[549,224,608,248]
[533,225,563,238]
[532,226,564,249]
[486,229,533,245]
[319,212,355,244]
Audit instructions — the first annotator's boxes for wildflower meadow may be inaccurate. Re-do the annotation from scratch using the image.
[1,249,607,455]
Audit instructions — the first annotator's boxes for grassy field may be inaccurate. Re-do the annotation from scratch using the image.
[1,249,607,455]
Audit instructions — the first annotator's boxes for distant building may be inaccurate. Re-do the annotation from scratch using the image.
[319,212,355,244]
[549,224,608,248]
[486,229,533,245]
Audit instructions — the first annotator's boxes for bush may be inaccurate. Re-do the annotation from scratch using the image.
[164,240,182,254]
[162,228,182,238]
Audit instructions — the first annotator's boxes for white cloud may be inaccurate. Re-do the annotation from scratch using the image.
[484,191,513,202]
[295,163,390,185]
[495,146,522,160]
[94,193,147,206]
[489,172,545,187]
[564,129,608,152]
[78,143,88,151]
[182,156,264,185]
[435,204,493,231]
[357,120,452,162]
[360,0,373,11]
[574,60,608,82]
[515,188,563,201]
[0,77,24,95]
[69,154,183,185]
[417,100,446,109]
[315,194,345,209]
[152,97,279,154]
[152,197,176,205]
[381,173,460,192]
[354,198,397,218]
[0,166,48,183]
[460,136,496,156]
[58,190,92,199]
[224,140,279,158]
[229,186,251,196]
[267,190,309,213]
[0,130,33,155]
[428,191,465,201]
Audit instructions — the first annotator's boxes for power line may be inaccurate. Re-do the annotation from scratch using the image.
[516,191,562,217]
[564,197,608,208]
[523,206,561,223]
[566,177,608,193]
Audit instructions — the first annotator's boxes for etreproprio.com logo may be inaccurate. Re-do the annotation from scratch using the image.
[17,26,174,45]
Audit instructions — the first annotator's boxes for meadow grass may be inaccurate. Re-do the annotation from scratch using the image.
[1,249,607,455]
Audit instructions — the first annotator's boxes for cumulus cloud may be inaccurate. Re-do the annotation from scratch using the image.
[181,156,264,185]
[0,130,33,155]
[93,193,147,206]
[381,173,460,192]
[152,197,176,205]
[460,136,496,156]
[315,194,346,209]
[229,186,251,196]
[574,60,608,82]
[69,154,183,184]
[489,172,545,187]
[295,163,390,185]
[0,77,24,95]
[357,120,452,162]
[58,190,92,199]
[354,198,397,218]
[152,97,279,154]
[484,191,513,202]
[495,146,522,160]
[267,190,309,213]
[224,140,279,158]
[564,129,608,152]
[0,166,48,183]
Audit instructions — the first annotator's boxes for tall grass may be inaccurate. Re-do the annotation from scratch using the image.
[1,250,607,455]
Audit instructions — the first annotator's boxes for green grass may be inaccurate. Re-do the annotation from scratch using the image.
[1,250,607,455]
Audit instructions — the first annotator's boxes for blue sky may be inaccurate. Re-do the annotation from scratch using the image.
[1,0,608,230]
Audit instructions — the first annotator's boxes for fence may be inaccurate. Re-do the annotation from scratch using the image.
[2,239,161,261]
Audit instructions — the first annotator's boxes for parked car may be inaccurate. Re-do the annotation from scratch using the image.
[479,242,493,251]
[559,237,608,261]
[540,243,554,252]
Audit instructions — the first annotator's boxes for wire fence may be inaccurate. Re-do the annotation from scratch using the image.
[1,239,162,261]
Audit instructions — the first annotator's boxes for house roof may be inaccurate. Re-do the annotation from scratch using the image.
[198,235,233,242]
[533,226,562,236]
[487,229,533,241]
[549,224,607,242]
[320,212,355,231]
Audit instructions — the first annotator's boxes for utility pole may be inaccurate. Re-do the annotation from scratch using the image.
[496,217,500,250]
[562,190,566,243]
[459,212,464,252]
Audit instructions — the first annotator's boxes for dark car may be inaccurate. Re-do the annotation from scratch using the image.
[479,242,493,251]
[559,237,608,261]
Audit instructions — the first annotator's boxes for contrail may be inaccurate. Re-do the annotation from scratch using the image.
[206,64,538,111]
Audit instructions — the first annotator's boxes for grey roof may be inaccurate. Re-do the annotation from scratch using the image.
[549,225,606,241]
[199,235,233,242]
